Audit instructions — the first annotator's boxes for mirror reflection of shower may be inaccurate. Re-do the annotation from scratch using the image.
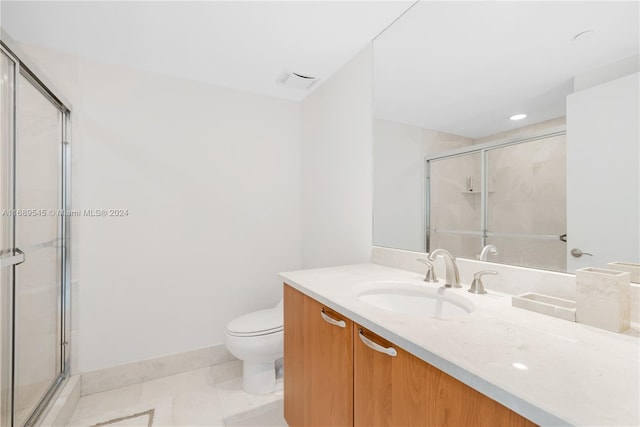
[479,245,499,261]
[427,128,567,272]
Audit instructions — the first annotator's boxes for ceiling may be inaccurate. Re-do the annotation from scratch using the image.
[1,1,413,101]
[373,1,640,138]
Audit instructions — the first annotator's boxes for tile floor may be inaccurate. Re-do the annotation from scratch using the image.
[66,361,286,427]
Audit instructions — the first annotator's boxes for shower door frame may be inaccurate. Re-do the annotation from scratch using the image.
[0,39,72,427]
[424,128,566,255]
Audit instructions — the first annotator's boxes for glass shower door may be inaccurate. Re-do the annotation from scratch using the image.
[13,73,65,426]
[485,134,567,270]
[0,49,16,427]
[428,152,483,259]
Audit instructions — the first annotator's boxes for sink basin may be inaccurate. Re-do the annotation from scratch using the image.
[357,282,475,318]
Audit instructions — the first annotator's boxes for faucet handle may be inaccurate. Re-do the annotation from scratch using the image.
[417,259,438,283]
[468,270,498,294]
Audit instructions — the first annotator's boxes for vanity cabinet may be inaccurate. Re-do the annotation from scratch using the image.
[284,285,354,427]
[284,284,536,427]
[354,326,536,427]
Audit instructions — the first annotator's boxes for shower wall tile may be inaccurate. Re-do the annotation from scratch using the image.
[483,121,566,270]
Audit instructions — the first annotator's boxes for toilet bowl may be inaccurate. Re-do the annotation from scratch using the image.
[224,300,283,395]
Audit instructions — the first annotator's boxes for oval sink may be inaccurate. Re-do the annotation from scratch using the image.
[357,282,475,318]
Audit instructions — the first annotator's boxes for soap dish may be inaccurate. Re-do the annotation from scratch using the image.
[607,262,640,283]
[512,293,576,322]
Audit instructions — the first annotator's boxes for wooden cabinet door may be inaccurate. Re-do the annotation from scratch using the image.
[354,325,536,427]
[284,284,353,427]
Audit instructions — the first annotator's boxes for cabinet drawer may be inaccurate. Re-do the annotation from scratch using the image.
[354,325,536,427]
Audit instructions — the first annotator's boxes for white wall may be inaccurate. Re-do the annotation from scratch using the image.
[300,47,373,268]
[373,118,474,253]
[19,45,301,372]
[567,72,640,272]
[573,55,639,92]
[373,119,424,252]
[17,41,376,372]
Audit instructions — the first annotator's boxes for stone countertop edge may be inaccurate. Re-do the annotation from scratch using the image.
[279,263,638,427]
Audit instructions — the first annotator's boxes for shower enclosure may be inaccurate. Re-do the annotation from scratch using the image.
[427,131,567,271]
[1,40,71,426]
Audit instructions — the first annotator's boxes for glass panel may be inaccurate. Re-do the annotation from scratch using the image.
[429,152,482,258]
[14,74,63,425]
[0,50,15,427]
[486,135,567,270]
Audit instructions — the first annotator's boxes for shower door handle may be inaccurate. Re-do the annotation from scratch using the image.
[0,248,25,268]
[570,248,593,258]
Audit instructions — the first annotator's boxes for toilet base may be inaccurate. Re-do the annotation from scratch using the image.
[242,360,276,395]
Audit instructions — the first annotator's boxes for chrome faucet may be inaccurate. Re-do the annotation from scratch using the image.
[479,244,499,261]
[427,249,461,288]
[416,259,438,283]
[468,270,498,294]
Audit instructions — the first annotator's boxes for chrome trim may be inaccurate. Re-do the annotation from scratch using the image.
[480,149,488,247]
[570,248,593,258]
[479,244,499,261]
[320,308,346,328]
[424,130,566,163]
[416,258,437,283]
[22,375,65,427]
[425,160,431,253]
[434,229,565,241]
[428,248,461,288]
[62,114,71,375]
[469,270,498,294]
[432,228,483,236]
[485,231,566,241]
[1,31,73,111]
[358,329,397,357]
[0,47,16,427]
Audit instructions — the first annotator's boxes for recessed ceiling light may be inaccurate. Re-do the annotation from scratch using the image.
[510,114,527,121]
[512,362,528,371]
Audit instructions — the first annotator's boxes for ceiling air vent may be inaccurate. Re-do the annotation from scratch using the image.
[276,70,317,90]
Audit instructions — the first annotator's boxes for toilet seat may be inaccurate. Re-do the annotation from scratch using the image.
[226,308,283,337]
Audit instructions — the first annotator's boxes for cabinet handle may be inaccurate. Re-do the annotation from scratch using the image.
[320,308,346,328]
[358,329,397,357]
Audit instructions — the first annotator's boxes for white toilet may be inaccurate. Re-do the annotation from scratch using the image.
[224,300,283,395]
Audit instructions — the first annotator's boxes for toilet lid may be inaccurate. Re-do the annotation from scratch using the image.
[227,308,283,337]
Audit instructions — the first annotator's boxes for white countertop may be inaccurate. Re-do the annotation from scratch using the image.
[280,263,640,427]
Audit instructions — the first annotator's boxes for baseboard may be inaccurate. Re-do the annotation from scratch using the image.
[81,344,236,396]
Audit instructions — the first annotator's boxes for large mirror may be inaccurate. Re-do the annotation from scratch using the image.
[373,1,639,273]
